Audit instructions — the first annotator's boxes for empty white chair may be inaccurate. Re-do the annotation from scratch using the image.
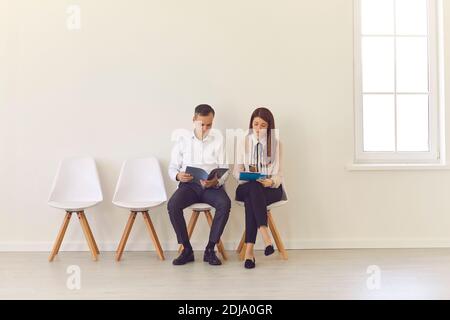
[177,203,228,260]
[235,186,288,260]
[48,157,103,262]
[113,157,167,261]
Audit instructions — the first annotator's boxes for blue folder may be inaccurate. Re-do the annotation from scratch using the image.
[239,172,267,181]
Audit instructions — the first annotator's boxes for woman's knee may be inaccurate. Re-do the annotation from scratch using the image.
[248,180,263,191]
[236,184,249,200]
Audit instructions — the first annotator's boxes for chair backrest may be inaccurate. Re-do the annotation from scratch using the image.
[113,157,167,203]
[281,185,288,201]
[48,157,103,203]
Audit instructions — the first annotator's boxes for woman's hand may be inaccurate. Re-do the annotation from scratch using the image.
[177,172,193,183]
[257,178,273,188]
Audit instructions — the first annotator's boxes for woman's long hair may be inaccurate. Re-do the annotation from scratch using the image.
[249,107,276,157]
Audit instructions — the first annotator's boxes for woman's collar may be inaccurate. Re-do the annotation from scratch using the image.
[250,131,268,144]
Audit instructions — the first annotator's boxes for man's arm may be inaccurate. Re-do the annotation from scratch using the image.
[168,140,182,182]
[216,164,229,187]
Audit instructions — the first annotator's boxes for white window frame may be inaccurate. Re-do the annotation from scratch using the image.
[353,0,445,164]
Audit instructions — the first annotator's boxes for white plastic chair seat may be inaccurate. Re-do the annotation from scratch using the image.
[112,157,168,212]
[188,203,212,211]
[235,199,288,210]
[113,200,165,211]
[48,157,103,212]
[267,200,288,209]
[235,185,288,210]
[48,201,101,211]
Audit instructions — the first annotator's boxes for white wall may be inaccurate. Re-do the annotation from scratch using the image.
[1,0,450,252]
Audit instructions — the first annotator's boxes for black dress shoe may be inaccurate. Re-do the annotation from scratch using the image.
[244,257,256,269]
[173,249,195,266]
[264,245,275,256]
[203,248,222,266]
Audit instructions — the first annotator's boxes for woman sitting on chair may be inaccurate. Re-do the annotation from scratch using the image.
[233,107,284,269]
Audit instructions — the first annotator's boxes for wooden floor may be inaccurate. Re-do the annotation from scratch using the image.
[1,249,450,299]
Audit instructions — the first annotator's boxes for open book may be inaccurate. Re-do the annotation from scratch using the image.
[185,166,229,185]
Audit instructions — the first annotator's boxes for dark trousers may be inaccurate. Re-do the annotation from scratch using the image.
[236,181,283,244]
[167,183,231,246]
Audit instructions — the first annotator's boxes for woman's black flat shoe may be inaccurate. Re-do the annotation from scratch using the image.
[244,258,256,269]
[265,245,275,256]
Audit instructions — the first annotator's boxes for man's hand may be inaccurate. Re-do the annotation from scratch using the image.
[257,178,273,188]
[177,172,193,183]
[201,174,219,189]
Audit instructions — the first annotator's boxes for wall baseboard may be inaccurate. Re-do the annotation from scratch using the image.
[2,238,450,252]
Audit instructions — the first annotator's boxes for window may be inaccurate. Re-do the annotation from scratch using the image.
[354,0,444,164]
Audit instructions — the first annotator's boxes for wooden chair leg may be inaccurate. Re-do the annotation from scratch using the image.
[54,212,72,256]
[115,212,137,261]
[239,242,247,261]
[48,212,72,262]
[178,211,200,253]
[237,231,245,253]
[77,212,98,261]
[142,211,165,261]
[267,211,288,260]
[187,211,200,240]
[204,210,227,260]
[79,212,100,255]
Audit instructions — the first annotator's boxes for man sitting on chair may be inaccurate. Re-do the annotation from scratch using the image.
[168,104,231,266]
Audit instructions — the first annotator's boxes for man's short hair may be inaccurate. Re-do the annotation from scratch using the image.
[194,104,215,117]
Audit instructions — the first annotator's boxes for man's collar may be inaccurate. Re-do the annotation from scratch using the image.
[192,130,213,142]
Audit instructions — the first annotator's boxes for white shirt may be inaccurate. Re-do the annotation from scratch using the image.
[168,129,229,187]
[233,132,283,189]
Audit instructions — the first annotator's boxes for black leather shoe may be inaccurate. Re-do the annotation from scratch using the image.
[244,257,256,269]
[265,245,275,256]
[173,249,195,266]
[203,248,222,266]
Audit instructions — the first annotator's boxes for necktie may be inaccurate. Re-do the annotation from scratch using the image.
[255,142,262,173]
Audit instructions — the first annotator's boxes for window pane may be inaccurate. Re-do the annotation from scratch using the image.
[362,37,395,92]
[396,0,428,36]
[396,37,429,93]
[363,95,396,152]
[361,0,394,35]
[397,94,429,151]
